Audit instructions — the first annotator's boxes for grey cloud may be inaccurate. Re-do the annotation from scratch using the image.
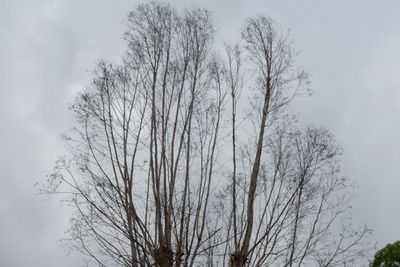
[1,0,400,266]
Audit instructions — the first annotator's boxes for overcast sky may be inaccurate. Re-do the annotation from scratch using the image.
[1,0,400,266]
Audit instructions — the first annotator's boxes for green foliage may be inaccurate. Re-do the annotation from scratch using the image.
[371,241,400,267]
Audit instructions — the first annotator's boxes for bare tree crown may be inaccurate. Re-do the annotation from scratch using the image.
[44,2,370,266]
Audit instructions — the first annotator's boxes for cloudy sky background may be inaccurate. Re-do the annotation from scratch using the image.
[1,0,400,266]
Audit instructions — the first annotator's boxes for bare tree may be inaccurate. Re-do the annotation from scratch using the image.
[43,2,370,267]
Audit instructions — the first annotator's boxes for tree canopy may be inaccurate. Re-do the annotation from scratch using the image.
[42,2,371,266]
[371,241,400,267]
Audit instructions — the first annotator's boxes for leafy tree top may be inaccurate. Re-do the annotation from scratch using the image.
[371,241,400,267]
